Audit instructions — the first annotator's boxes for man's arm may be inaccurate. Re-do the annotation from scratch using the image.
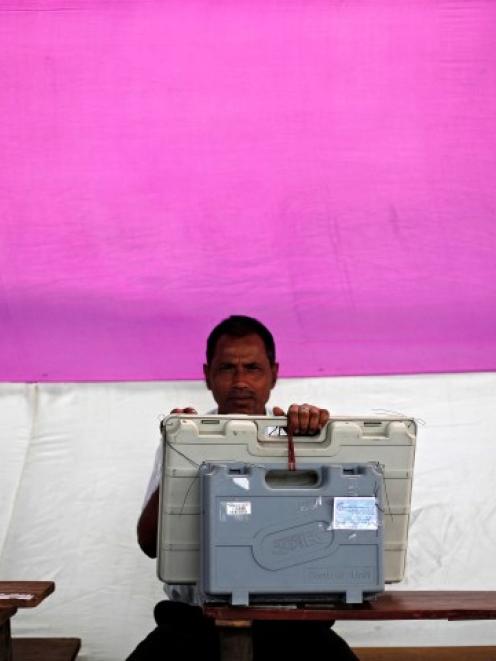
[137,406,198,559]
[137,488,159,558]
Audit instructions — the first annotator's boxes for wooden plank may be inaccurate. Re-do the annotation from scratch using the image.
[218,629,252,661]
[0,584,54,609]
[204,591,496,622]
[12,638,81,661]
[0,611,16,629]
[353,647,496,661]
[0,615,13,661]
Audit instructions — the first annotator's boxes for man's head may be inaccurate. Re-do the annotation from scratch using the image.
[203,315,278,415]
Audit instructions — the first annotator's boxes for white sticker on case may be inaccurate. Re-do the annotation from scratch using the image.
[333,497,378,530]
[225,501,251,517]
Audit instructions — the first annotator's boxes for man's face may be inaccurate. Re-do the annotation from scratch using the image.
[203,333,278,415]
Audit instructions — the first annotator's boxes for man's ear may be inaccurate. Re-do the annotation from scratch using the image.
[271,362,279,389]
[203,363,212,390]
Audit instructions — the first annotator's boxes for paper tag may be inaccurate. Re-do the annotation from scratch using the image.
[333,497,378,530]
[225,501,251,517]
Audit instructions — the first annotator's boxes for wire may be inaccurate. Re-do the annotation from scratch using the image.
[287,427,296,471]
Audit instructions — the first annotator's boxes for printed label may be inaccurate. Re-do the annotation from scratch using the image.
[333,497,378,530]
[225,501,251,517]
[220,500,251,521]
[306,566,375,583]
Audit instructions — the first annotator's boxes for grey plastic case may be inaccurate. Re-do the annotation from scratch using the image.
[200,461,385,605]
[158,415,416,585]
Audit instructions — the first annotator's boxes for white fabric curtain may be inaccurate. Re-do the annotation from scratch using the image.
[1,374,495,659]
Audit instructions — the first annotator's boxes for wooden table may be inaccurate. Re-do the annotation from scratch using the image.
[0,582,55,661]
[204,591,496,661]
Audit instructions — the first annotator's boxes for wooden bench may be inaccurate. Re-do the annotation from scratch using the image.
[0,581,79,661]
[12,638,81,661]
[0,583,55,610]
[0,608,17,661]
[204,591,496,661]
[352,648,496,660]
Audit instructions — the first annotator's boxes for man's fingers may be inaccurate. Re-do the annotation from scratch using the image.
[272,406,285,417]
[319,409,330,428]
[308,406,321,434]
[283,404,330,435]
[287,404,301,433]
[298,403,312,434]
[169,407,198,414]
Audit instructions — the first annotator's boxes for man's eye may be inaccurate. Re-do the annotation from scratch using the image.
[219,364,234,371]
[246,364,261,371]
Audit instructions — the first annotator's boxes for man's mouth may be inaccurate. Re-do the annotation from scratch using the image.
[227,393,255,402]
[222,393,258,415]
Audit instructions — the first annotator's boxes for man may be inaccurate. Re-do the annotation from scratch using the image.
[128,315,358,660]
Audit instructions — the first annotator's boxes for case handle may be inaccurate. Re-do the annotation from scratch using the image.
[264,468,321,489]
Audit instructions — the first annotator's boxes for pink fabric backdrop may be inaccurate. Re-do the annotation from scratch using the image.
[1,0,495,381]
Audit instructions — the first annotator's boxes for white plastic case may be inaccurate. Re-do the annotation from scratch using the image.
[157,415,416,585]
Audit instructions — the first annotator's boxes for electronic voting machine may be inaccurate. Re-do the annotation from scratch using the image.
[158,415,416,605]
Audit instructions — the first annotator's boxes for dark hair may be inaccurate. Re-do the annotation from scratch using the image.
[206,315,276,365]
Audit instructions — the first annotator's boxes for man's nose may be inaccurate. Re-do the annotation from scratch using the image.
[232,366,249,387]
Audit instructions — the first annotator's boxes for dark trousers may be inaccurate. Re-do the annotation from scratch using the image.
[126,601,359,660]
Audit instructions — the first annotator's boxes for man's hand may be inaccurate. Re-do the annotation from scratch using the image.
[273,404,330,435]
[170,407,198,414]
